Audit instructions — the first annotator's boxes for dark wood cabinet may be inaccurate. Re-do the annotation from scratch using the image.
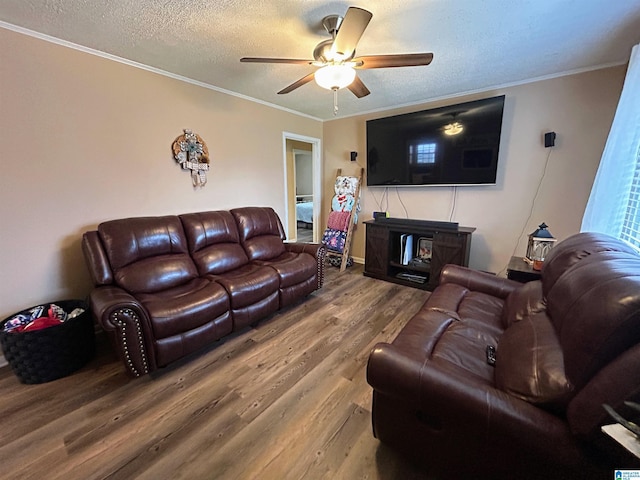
[364,222,389,276]
[364,219,475,290]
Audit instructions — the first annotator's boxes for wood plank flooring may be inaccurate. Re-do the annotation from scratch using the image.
[0,265,434,480]
[296,226,314,243]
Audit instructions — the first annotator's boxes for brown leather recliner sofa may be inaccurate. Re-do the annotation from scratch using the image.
[82,207,325,377]
[367,232,640,479]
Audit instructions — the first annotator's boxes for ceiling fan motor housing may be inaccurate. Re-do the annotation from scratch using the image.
[322,14,343,37]
[315,15,354,63]
[313,39,335,63]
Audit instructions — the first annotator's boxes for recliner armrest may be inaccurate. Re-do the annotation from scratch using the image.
[285,242,327,289]
[440,264,520,299]
[285,241,324,257]
[89,286,155,376]
[367,342,423,400]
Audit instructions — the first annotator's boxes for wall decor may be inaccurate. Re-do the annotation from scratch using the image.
[172,129,210,187]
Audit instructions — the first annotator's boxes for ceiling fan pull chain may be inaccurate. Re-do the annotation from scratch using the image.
[333,88,339,116]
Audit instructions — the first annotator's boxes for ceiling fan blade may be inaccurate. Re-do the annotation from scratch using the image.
[353,53,434,69]
[241,57,313,65]
[331,7,373,59]
[277,72,316,94]
[348,75,370,98]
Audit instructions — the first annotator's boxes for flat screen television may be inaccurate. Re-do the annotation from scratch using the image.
[366,95,506,187]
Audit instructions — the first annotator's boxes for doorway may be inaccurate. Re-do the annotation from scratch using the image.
[282,133,322,243]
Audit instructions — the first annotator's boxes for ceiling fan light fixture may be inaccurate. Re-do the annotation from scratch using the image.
[444,122,464,136]
[315,64,356,90]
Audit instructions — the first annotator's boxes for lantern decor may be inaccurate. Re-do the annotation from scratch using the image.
[526,222,557,271]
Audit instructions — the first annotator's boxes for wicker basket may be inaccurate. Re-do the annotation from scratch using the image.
[0,299,95,384]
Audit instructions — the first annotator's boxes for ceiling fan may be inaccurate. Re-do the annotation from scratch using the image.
[240,6,434,112]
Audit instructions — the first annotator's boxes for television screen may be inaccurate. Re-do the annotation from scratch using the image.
[366,95,505,187]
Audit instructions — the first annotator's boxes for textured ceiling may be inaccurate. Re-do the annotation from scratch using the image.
[1,0,639,120]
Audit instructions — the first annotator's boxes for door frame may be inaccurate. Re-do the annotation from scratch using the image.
[282,132,322,242]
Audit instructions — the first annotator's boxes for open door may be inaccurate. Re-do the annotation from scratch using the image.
[283,133,322,242]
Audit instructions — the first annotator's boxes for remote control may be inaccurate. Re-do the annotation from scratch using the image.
[486,345,497,366]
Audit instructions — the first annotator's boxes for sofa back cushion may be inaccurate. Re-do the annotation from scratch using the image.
[180,210,249,275]
[98,215,197,294]
[541,232,638,298]
[82,230,113,286]
[501,280,545,329]
[542,233,640,390]
[495,311,573,410]
[231,207,286,261]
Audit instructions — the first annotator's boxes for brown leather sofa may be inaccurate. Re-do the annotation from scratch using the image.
[367,232,640,479]
[82,207,325,377]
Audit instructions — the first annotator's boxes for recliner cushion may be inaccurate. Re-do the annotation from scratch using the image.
[495,311,573,409]
[211,264,279,308]
[137,278,230,339]
[501,280,545,328]
[180,210,250,275]
[98,215,198,294]
[546,251,640,389]
[254,251,317,288]
[231,207,287,261]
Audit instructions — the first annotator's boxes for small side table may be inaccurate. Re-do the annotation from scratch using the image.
[507,256,542,283]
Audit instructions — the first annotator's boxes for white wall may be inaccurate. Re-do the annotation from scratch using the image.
[0,28,322,326]
[295,153,313,196]
[322,65,626,275]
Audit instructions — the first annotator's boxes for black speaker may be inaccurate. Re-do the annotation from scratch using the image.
[544,132,556,148]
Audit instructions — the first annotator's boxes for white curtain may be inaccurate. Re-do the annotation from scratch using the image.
[581,43,640,237]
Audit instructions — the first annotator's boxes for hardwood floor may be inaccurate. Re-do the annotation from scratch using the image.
[0,265,434,480]
[296,225,314,242]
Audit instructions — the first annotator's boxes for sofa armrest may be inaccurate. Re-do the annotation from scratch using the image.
[440,264,521,299]
[285,241,324,257]
[285,242,327,289]
[89,286,155,377]
[367,342,582,463]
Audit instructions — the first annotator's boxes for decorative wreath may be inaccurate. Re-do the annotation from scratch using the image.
[172,129,210,187]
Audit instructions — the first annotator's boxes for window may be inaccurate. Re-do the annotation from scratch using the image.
[620,147,640,248]
[581,43,640,249]
[409,142,437,164]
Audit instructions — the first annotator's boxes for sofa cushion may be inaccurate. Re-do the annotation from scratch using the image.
[231,207,287,261]
[426,283,505,335]
[545,250,640,389]
[392,284,505,385]
[501,280,545,328]
[212,264,279,309]
[254,251,317,288]
[114,254,198,294]
[495,311,573,409]
[541,232,638,299]
[98,215,198,293]
[137,277,230,339]
[180,210,250,275]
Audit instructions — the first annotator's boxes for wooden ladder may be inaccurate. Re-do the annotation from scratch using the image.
[326,167,364,272]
